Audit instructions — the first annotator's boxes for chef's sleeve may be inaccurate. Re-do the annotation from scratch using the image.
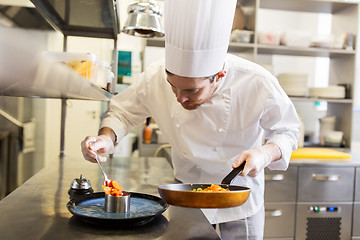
[260,75,300,171]
[100,72,151,143]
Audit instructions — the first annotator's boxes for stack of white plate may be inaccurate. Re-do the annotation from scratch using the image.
[280,30,312,48]
[277,73,308,97]
[309,85,345,99]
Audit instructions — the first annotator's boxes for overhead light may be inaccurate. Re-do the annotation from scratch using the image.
[122,0,164,38]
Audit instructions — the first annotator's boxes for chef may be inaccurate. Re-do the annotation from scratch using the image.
[81,0,300,239]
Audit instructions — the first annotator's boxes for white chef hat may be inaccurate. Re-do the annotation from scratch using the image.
[164,0,236,78]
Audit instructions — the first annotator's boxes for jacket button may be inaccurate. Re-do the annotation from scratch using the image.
[218,128,224,133]
[176,124,180,128]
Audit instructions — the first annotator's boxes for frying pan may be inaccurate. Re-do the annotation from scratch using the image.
[158,162,250,208]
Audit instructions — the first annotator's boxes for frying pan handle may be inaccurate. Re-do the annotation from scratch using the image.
[221,161,246,185]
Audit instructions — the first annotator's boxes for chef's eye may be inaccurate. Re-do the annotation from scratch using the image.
[186,89,199,93]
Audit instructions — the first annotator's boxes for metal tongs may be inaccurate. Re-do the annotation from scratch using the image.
[89,142,109,186]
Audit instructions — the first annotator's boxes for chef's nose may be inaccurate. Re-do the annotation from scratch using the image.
[176,91,189,103]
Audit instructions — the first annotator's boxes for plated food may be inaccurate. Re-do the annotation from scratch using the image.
[102,179,123,197]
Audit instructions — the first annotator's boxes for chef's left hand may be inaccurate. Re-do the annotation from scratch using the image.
[232,145,274,177]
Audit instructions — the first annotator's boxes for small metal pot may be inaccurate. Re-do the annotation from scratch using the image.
[68,175,93,200]
[105,191,130,213]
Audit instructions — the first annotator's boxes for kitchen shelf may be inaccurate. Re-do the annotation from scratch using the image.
[1,1,121,157]
[0,81,111,101]
[29,0,120,95]
[0,73,112,101]
[146,39,356,58]
[257,44,356,57]
[0,32,112,101]
[290,97,353,103]
[259,0,359,14]
[228,42,256,52]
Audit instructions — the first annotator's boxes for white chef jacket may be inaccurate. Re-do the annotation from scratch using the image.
[100,54,300,224]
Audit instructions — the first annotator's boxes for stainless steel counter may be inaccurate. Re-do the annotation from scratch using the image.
[0,156,220,240]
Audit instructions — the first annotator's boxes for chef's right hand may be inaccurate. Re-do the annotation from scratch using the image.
[232,146,272,177]
[81,135,114,163]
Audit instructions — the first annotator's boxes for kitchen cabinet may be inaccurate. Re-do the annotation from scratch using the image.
[264,166,297,202]
[263,161,360,239]
[295,165,355,239]
[264,203,296,239]
[146,0,360,151]
[297,166,355,202]
[264,167,297,239]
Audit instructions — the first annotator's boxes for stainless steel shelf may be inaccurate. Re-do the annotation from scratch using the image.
[146,39,355,58]
[30,0,120,39]
[0,79,111,101]
[0,63,111,101]
[290,97,353,103]
[228,42,255,52]
[259,0,358,14]
[0,30,111,101]
[257,44,356,57]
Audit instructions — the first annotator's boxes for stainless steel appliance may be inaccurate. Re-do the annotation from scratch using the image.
[295,166,355,239]
[296,203,353,239]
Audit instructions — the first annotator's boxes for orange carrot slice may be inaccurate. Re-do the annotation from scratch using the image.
[112,181,122,191]
[103,179,124,196]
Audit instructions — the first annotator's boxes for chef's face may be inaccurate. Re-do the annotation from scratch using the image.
[166,71,219,110]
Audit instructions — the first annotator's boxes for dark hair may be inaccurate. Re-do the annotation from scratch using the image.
[165,69,217,83]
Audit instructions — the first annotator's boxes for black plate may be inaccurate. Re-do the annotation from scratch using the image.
[67,192,169,226]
